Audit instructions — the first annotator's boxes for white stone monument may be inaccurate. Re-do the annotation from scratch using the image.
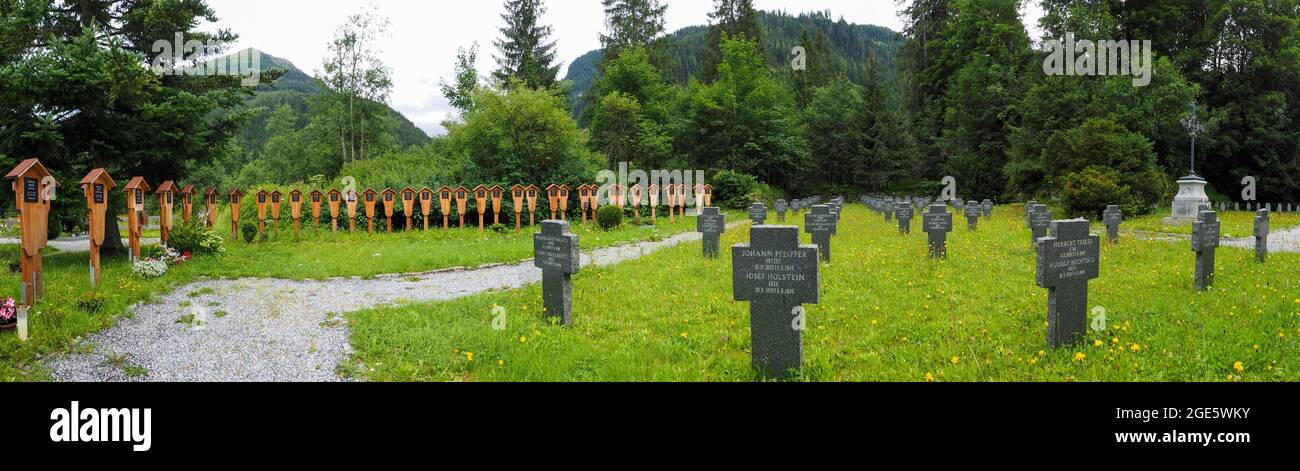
[1163,101,1209,226]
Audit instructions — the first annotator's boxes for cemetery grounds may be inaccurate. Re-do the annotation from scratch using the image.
[2,205,1298,382]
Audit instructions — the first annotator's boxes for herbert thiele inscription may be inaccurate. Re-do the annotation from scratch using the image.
[534,220,581,326]
[732,226,820,380]
[804,205,837,262]
[1035,219,1101,349]
[696,207,726,258]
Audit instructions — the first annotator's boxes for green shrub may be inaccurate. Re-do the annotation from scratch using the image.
[710,170,758,210]
[1062,167,1132,219]
[596,205,624,231]
[241,222,257,243]
[75,291,106,314]
[168,220,224,255]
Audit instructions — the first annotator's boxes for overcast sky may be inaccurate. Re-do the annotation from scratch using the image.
[202,0,1044,136]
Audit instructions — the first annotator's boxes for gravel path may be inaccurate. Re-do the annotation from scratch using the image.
[45,221,749,382]
[1221,224,1300,253]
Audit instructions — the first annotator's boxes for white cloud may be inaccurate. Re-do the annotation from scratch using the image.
[201,0,1044,136]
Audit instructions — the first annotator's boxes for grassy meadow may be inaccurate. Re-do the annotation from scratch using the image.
[347,205,1299,382]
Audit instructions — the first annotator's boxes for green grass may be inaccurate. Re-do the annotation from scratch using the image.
[0,214,711,381]
[1119,209,1300,238]
[347,205,1300,382]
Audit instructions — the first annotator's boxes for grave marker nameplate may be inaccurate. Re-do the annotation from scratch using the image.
[923,205,954,259]
[732,226,820,379]
[1191,210,1220,291]
[525,185,539,227]
[534,220,580,326]
[361,189,378,233]
[697,207,726,258]
[401,188,416,232]
[546,184,560,220]
[556,185,569,221]
[473,185,488,233]
[455,186,469,229]
[180,184,195,224]
[438,186,453,231]
[630,184,643,225]
[326,189,342,233]
[491,185,505,226]
[156,181,178,246]
[1035,219,1101,348]
[289,189,304,237]
[418,188,433,231]
[310,190,324,229]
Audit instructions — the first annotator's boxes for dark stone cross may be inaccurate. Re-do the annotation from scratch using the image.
[981,199,993,218]
[884,201,894,222]
[1025,200,1039,220]
[697,207,726,258]
[1028,204,1052,246]
[1035,219,1101,349]
[897,205,914,234]
[1102,205,1123,244]
[732,226,820,379]
[1191,210,1220,291]
[533,220,581,326]
[964,201,980,230]
[748,203,767,225]
[922,205,954,259]
[805,205,838,262]
[775,200,788,222]
[1254,208,1269,263]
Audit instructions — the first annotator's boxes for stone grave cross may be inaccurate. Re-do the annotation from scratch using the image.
[1035,219,1101,348]
[732,226,820,379]
[1254,208,1269,263]
[534,220,581,325]
[748,203,767,225]
[1191,210,1220,291]
[964,201,980,230]
[805,205,838,262]
[922,204,954,259]
[1102,205,1123,244]
[697,207,726,258]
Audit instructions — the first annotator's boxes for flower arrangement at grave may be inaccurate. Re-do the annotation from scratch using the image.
[0,298,15,327]
[131,259,169,279]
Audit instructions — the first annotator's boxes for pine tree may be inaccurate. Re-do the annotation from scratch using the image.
[702,0,763,80]
[493,0,560,89]
[599,0,668,57]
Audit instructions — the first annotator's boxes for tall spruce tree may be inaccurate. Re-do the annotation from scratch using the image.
[599,0,668,57]
[493,0,561,89]
[702,0,763,80]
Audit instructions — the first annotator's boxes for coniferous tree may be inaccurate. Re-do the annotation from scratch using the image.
[493,0,560,89]
[702,0,763,80]
[600,0,668,58]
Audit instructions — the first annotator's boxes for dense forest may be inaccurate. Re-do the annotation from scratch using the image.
[1,0,1298,242]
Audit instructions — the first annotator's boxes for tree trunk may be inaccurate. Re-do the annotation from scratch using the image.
[101,212,126,255]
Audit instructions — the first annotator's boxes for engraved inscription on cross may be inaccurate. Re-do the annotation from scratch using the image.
[1028,204,1052,246]
[732,226,820,380]
[534,220,581,326]
[896,205,914,234]
[804,204,837,262]
[748,203,767,225]
[1035,219,1100,349]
